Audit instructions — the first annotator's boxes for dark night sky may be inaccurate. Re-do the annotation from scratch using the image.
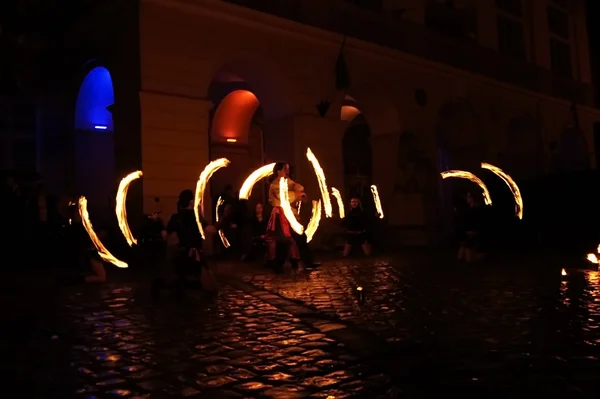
[586,0,599,82]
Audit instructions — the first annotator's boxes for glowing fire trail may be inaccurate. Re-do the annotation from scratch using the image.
[440,170,492,206]
[115,170,142,246]
[78,196,128,268]
[331,187,345,219]
[215,196,231,248]
[305,200,322,243]
[195,158,230,239]
[306,148,333,218]
[481,162,523,219]
[279,177,304,235]
[370,185,384,219]
[586,243,600,265]
[239,163,275,200]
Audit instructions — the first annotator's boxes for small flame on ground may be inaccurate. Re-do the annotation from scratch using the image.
[194,158,230,239]
[116,170,142,246]
[370,185,384,219]
[215,196,230,248]
[306,148,333,218]
[239,163,275,200]
[78,196,127,268]
[561,268,567,276]
[280,177,304,235]
[481,162,523,219]
[305,200,322,243]
[331,187,345,219]
[587,253,599,264]
[440,170,493,206]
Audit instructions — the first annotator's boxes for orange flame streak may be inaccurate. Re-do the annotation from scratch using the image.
[115,170,142,246]
[78,196,128,268]
[306,148,333,218]
[279,177,304,235]
[440,170,492,206]
[561,268,567,276]
[215,196,230,248]
[297,201,302,214]
[481,162,523,219]
[239,163,275,200]
[194,158,230,239]
[370,185,384,219]
[587,253,598,264]
[305,200,322,243]
[330,187,345,219]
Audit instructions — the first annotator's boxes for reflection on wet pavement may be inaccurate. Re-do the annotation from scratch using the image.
[241,257,600,395]
[45,283,398,398]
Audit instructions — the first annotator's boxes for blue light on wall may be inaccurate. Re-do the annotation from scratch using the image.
[75,66,115,132]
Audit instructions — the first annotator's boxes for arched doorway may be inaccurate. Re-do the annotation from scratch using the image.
[74,65,115,223]
[341,96,373,203]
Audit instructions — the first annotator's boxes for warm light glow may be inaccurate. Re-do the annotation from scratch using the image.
[215,196,230,248]
[226,138,237,143]
[440,170,492,206]
[561,268,567,276]
[195,158,230,239]
[587,253,599,264]
[239,163,275,200]
[306,148,333,218]
[78,196,127,268]
[370,185,384,219]
[279,177,304,235]
[297,201,302,214]
[481,162,523,219]
[115,170,142,246]
[305,200,322,243]
[356,286,363,291]
[341,105,361,122]
[331,187,345,219]
[211,90,260,143]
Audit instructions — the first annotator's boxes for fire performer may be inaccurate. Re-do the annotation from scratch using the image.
[266,162,304,272]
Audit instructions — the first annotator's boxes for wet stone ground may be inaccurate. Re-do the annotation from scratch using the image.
[239,255,600,396]
[9,280,398,398]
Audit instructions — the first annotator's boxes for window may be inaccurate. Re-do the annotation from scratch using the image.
[497,16,525,59]
[496,0,522,17]
[343,0,382,12]
[550,38,572,78]
[547,6,569,39]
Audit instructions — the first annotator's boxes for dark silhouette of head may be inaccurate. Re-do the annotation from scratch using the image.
[178,189,194,210]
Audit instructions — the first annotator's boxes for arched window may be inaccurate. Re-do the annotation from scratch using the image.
[75,67,115,132]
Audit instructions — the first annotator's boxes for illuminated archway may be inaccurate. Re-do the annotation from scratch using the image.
[74,64,116,224]
[75,66,115,132]
[211,90,260,143]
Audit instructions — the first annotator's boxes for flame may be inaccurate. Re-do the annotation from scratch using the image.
[440,170,492,205]
[297,201,302,214]
[78,196,127,268]
[561,268,567,276]
[481,162,523,219]
[331,187,345,219]
[305,200,322,243]
[194,158,230,239]
[239,163,275,200]
[115,170,142,246]
[215,196,230,248]
[587,253,599,264]
[306,148,333,218]
[279,177,304,235]
[370,185,384,219]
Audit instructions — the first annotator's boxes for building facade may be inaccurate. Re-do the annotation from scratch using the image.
[14,0,599,245]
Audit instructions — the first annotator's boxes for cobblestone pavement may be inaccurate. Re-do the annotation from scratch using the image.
[5,278,399,398]
[238,255,600,396]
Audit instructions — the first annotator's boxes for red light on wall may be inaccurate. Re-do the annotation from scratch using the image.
[226,138,237,143]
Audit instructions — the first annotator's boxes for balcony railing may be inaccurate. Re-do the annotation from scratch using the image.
[223,0,595,107]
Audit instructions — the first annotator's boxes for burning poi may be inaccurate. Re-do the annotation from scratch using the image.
[481,162,523,219]
[115,170,142,246]
[194,158,230,239]
[331,187,345,219]
[306,148,333,218]
[305,200,322,243]
[215,196,231,248]
[78,196,128,268]
[370,185,384,219]
[440,170,492,206]
[239,163,275,200]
